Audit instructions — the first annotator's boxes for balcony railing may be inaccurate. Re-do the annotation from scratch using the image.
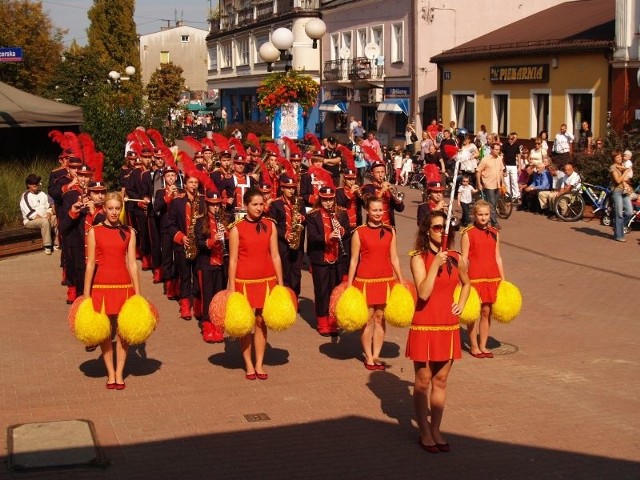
[211,0,319,33]
[323,57,384,82]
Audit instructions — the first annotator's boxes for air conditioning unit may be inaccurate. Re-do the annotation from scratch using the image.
[353,89,361,102]
[368,88,383,103]
[346,88,353,101]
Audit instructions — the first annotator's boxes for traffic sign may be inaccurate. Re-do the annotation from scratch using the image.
[0,47,23,63]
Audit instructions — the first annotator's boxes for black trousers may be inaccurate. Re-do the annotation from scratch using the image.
[197,266,228,321]
[174,249,200,300]
[311,261,348,317]
[279,243,304,296]
[160,231,175,281]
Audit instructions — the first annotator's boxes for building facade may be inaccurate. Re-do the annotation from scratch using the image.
[611,0,640,130]
[206,0,323,130]
[140,22,209,96]
[431,0,616,141]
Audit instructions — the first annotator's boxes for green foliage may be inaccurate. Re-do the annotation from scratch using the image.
[0,158,57,229]
[145,62,186,123]
[0,0,66,94]
[42,43,107,106]
[81,85,143,186]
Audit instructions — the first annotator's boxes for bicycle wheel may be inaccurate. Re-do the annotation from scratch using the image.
[496,193,513,219]
[600,196,612,226]
[555,192,585,221]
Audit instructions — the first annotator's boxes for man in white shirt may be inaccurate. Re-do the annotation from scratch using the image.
[552,124,574,168]
[539,163,581,217]
[19,174,56,254]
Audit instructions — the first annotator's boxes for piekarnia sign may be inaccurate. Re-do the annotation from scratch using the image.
[0,47,23,63]
[490,64,549,83]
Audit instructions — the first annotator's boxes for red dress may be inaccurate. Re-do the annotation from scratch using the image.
[352,224,396,306]
[90,224,135,315]
[463,225,501,303]
[234,216,277,309]
[406,250,462,362]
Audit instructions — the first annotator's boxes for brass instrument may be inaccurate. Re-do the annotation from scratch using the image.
[389,185,405,203]
[330,210,347,257]
[288,195,304,250]
[185,193,204,260]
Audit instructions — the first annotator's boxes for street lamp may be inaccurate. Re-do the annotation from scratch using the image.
[258,19,326,72]
[108,66,136,87]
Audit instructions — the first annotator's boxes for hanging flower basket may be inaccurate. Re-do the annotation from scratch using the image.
[257,71,319,117]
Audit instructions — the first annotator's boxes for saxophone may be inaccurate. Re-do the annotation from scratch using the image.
[185,193,204,260]
[288,195,304,250]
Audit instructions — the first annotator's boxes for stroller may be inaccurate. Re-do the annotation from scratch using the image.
[408,160,426,190]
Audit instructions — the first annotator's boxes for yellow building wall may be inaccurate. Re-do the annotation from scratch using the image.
[439,52,608,140]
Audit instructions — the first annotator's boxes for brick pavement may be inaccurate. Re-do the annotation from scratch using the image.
[1,185,639,479]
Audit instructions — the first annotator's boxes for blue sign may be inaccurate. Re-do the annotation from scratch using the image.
[0,47,23,63]
[273,103,304,140]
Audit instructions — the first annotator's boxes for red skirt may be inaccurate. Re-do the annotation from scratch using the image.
[405,325,461,362]
[471,278,500,304]
[91,283,135,315]
[352,276,395,306]
[235,276,277,309]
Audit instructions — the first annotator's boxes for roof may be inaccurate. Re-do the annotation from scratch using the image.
[0,82,83,128]
[431,0,615,63]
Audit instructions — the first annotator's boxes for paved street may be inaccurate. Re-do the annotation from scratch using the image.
[1,185,639,479]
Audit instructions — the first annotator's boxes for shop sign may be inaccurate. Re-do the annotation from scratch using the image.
[490,64,549,83]
[0,47,23,62]
[384,87,410,98]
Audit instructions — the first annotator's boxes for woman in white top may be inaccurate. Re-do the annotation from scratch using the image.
[528,138,545,167]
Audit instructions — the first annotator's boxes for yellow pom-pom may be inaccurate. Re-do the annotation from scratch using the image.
[224,292,255,337]
[74,298,111,346]
[384,283,415,328]
[492,280,522,323]
[454,285,482,324]
[117,294,158,345]
[335,286,369,332]
[263,285,297,331]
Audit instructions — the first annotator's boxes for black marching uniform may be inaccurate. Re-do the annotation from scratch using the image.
[59,185,89,299]
[153,184,180,298]
[335,186,363,228]
[269,195,306,297]
[360,183,405,226]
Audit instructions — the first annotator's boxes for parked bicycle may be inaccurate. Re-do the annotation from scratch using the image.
[554,182,612,223]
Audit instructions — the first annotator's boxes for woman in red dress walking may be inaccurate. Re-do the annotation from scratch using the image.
[227,187,283,380]
[407,210,470,452]
[83,192,140,390]
[460,200,504,358]
[347,196,403,370]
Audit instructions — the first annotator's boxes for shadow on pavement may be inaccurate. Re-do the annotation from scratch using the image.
[319,332,400,363]
[297,296,317,331]
[571,226,613,239]
[207,339,290,371]
[4,415,638,479]
[78,343,162,379]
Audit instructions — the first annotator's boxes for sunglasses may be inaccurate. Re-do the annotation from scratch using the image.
[430,224,445,233]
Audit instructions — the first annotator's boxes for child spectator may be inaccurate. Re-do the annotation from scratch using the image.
[401,151,413,186]
[457,175,477,226]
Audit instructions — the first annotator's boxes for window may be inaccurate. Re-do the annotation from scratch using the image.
[208,47,218,71]
[492,92,509,137]
[331,34,339,60]
[341,31,352,57]
[370,26,383,56]
[391,23,403,63]
[356,28,367,57]
[236,38,249,66]
[532,91,550,137]
[452,92,475,134]
[220,43,233,68]
[181,35,190,43]
[395,114,408,138]
[160,51,170,64]
[335,112,348,133]
[569,92,592,138]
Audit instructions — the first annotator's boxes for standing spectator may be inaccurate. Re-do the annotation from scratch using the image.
[220,107,228,129]
[476,143,505,228]
[528,138,545,167]
[405,123,417,154]
[538,130,549,154]
[457,175,477,227]
[20,174,55,254]
[609,151,634,242]
[393,145,403,185]
[348,116,358,143]
[501,133,521,202]
[474,124,488,149]
[419,131,435,163]
[352,120,365,141]
[352,137,367,185]
[439,130,459,176]
[362,131,383,160]
[593,138,605,154]
[401,150,413,186]
[426,118,439,143]
[577,121,593,153]
[552,124,574,168]
[457,135,480,186]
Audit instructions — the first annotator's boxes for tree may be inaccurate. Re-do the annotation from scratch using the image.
[42,42,105,106]
[145,63,186,121]
[0,0,66,94]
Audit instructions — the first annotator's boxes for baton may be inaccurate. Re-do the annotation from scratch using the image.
[441,156,462,252]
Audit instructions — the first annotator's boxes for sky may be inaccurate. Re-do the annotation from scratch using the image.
[42,0,214,47]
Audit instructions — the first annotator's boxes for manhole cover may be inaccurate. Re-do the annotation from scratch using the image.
[491,342,519,356]
[7,419,108,472]
[243,413,271,423]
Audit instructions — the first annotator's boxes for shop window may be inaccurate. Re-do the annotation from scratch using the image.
[335,112,348,132]
[453,93,475,134]
[395,114,408,138]
[362,106,377,134]
[160,51,170,64]
[533,92,550,136]
[570,93,592,138]
[493,93,509,137]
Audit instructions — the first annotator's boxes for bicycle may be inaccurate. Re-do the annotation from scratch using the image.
[496,187,513,219]
[554,182,612,222]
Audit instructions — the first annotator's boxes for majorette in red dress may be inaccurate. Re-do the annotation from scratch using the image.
[352,224,396,306]
[462,225,501,304]
[90,224,135,315]
[233,216,277,309]
[405,249,462,362]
